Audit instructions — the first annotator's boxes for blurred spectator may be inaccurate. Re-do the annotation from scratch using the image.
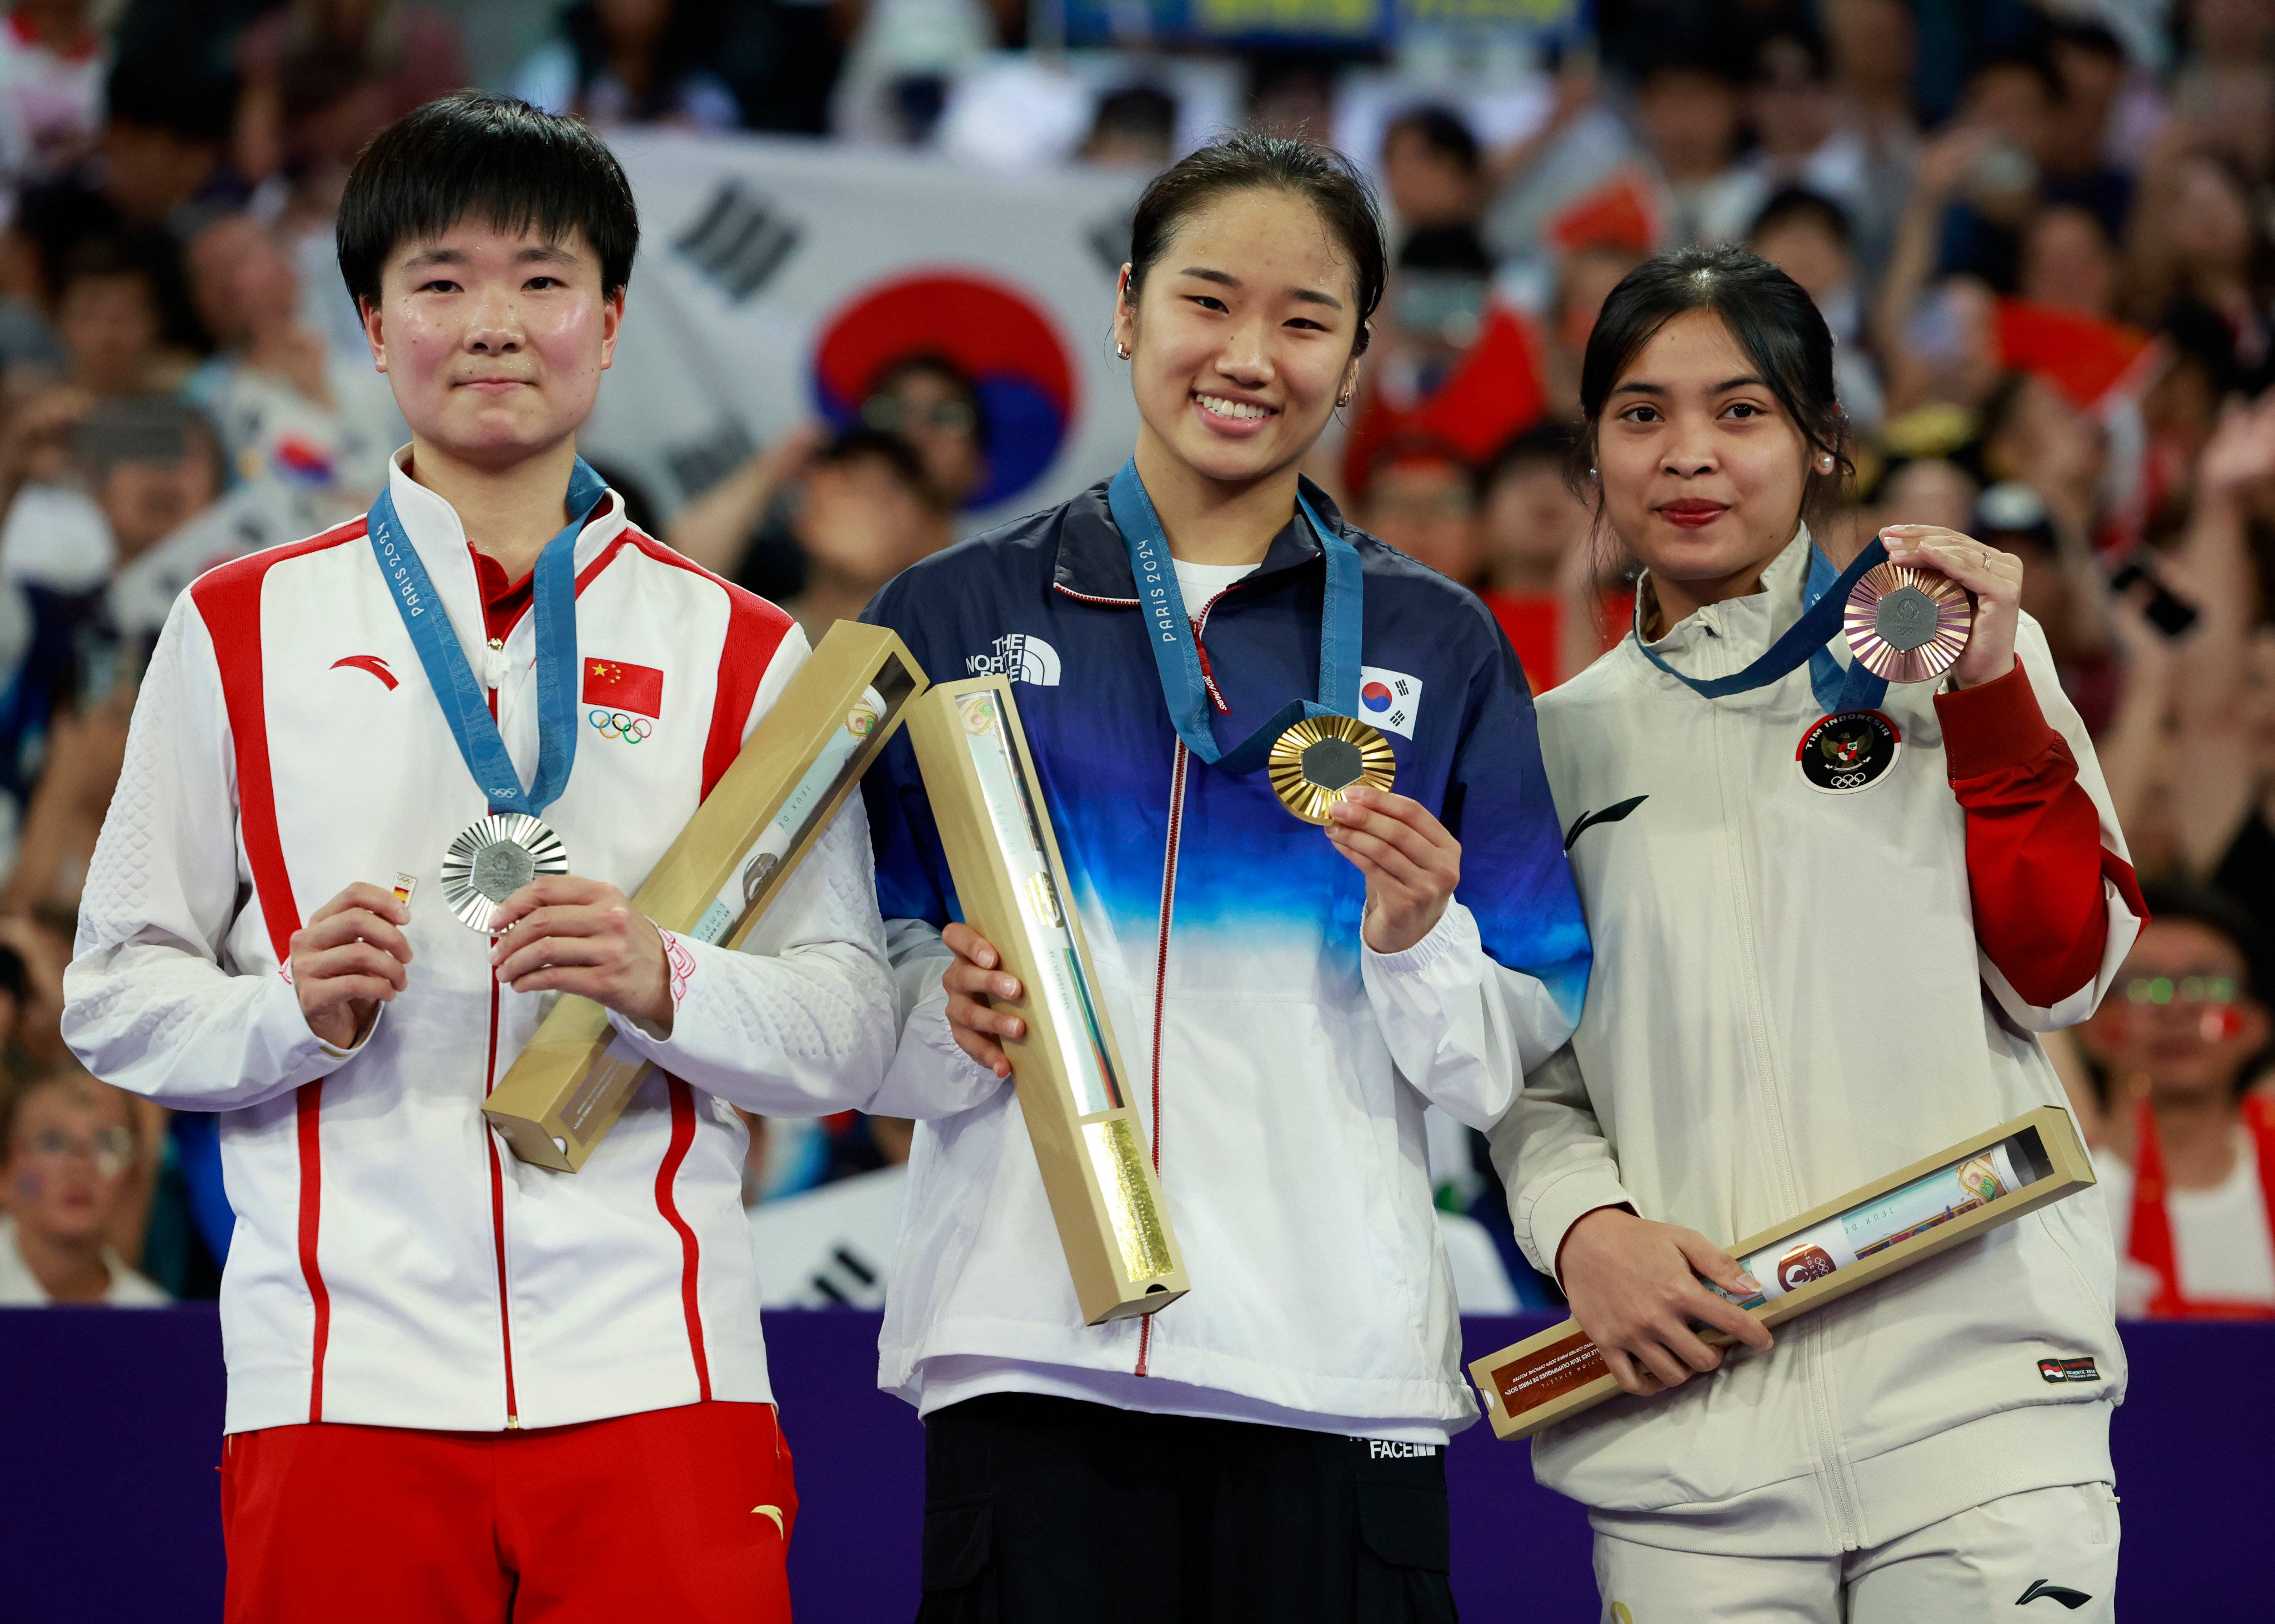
[1360,437,1481,587]
[1868,453,1980,537]
[2019,202,2122,321]
[0,1064,169,1305]
[13,47,240,357]
[0,0,104,197]
[1078,84,1177,171]
[238,0,465,152]
[2086,888,2275,1319]
[1632,48,1753,247]
[51,235,167,397]
[2128,150,2275,399]
[1737,23,1885,264]
[182,210,399,498]
[1247,52,1336,143]
[1476,422,1625,693]
[1750,187,1883,432]
[514,0,739,132]
[785,427,951,635]
[1380,105,1486,254]
[833,0,999,146]
[859,353,988,510]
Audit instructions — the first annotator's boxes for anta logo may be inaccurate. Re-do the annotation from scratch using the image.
[1358,665,1422,739]
[331,654,398,689]
[584,657,664,743]
[966,634,1061,686]
[2016,1579,2093,1608]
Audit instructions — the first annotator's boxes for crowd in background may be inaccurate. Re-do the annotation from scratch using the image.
[0,0,2271,1322]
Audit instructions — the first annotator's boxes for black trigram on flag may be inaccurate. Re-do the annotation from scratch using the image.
[665,419,758,503]
[674,181,801,302]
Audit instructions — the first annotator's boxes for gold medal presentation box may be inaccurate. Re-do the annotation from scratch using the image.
[483,622,927,1172]
[1470,1105,2095,1441]
[905,676,1190,1325]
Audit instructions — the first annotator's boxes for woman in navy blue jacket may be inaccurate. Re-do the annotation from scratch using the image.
[858,133,1589,1623]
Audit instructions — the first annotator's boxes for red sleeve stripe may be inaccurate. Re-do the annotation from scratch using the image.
[612,527,795,800]
[189,519,365,1426]
[1936,665,2142,1010]
[654,1076,713,1401]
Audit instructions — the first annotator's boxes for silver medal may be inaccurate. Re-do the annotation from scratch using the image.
[439,813,569,932]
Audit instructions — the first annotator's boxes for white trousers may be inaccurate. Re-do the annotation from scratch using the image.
[1593,1482,2119,1623]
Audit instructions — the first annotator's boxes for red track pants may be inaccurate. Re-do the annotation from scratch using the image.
[219,1400,796,1623]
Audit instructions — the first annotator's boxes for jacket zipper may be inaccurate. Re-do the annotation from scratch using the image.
[1135,738,1191,1379]
[1710,632,1862,1546]
[484,669,521,1428]
[1134,589,1229,1377]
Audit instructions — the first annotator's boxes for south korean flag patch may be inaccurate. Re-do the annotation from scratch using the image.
[1357,666,1422,739]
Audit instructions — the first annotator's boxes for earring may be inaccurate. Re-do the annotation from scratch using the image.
[1589,467,1598,479]
[1818,454,1836,472]
[1336,391,1352,408]
[1115,341,1131,360]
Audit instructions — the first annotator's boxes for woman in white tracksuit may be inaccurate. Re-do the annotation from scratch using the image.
[1492,245,2144,1621]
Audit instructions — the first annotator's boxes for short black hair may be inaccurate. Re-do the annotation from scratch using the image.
[2139,884,2261,1002]
[1482,420,1577,492]
[1751,186,1853,250]
[1577,245,1850,522]
[337,91,639,315]
[2051,19,2127,68]
[1384,105,1480,174]
[1125,131,1387,357]
[816,427,945,513]
[1968,42,2063,107]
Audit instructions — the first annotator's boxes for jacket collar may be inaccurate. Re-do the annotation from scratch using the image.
[1053,473,1351,605]
[1635,525,1815,676]
[382,445,627,667]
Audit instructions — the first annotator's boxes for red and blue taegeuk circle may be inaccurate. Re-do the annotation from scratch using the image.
[1361,681,1394,711]
[811,272,1076,509]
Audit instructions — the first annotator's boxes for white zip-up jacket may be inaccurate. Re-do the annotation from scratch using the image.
[856,482,1591,1440]
[1493,533,2144,1552]
[64,454,894,1436]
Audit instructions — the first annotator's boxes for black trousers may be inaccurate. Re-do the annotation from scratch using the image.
[914,1393,1459,1624]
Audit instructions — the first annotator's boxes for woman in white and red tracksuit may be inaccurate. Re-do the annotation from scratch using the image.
[62,94,895,1623]
[1492,245,2146,1621]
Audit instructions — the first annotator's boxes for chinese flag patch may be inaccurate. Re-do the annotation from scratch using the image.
[583,658,664,718]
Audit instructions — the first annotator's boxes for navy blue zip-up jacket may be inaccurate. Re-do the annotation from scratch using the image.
[858,475,1590,1435]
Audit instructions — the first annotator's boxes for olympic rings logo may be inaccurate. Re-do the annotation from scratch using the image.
[588,708,653,741]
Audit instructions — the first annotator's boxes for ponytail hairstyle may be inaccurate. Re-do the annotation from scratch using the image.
[1572,245,1852,527]
[1121,131,1388,357]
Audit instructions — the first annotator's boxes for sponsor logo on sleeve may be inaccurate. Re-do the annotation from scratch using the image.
[1357,665,1422,738]
[2037,1356,2101,1384]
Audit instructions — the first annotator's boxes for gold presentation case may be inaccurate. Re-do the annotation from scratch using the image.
[904,676,1190,1326]
[1469,1105,2096,1441]
[483,621,927,1172]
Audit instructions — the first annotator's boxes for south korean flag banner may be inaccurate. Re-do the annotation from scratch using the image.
[1357,666,1423,739]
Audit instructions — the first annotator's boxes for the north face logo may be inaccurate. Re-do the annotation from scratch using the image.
[967,634,1061,686]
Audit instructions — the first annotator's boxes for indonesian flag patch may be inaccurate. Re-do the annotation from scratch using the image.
[583,658,664,718]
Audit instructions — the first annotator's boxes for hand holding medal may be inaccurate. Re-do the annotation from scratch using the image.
[1323,784,1463,954]
[487,876,674,1030]
[1873,525,2022,690]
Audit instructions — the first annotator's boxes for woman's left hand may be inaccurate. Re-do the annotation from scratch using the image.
[1878,525,2025,690]
[1325,785,1461,954]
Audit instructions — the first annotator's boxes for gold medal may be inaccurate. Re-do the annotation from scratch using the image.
[1267,715,1396,825]
[1845,562,1973,683]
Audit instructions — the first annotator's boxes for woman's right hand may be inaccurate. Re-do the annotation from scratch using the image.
[1556,1206,1775,1395]
[941,922,1024,1080]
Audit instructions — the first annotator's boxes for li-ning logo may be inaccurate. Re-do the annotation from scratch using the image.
[2016,1580,2093,1609]
[966,634,1061,686]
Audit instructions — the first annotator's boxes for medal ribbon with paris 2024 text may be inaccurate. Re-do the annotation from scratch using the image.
[1633,533,1893,716]
[1106,457,1364,774]
[367,457,609,819]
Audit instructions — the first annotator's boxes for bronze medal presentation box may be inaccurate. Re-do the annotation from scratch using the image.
[483,622,927,1172]
[1470,1105,2095,1441]
[905,676,1190,1326]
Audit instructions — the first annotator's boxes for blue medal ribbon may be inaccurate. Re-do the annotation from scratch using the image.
[1634,535,1891,715]
[1106,458,1364,775]
[367,458,609,816]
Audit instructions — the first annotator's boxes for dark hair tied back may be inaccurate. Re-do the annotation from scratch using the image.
[1576,245,1851,520]
[1124,132,1387,356]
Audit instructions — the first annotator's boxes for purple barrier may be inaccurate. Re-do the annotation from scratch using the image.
[1,1307,2263,1621]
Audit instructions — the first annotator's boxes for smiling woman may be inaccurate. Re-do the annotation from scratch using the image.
[855,129,1592,1624]
[1493,244,2148,1620]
